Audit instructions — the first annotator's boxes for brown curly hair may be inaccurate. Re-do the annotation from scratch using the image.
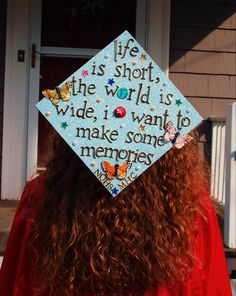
[30,131,209,296]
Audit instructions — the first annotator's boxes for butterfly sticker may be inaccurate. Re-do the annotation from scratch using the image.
[163,121,192,149]
[101,161,132,180]
[42,82,72,105]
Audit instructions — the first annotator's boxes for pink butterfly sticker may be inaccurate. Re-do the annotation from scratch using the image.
[163,121,192,149]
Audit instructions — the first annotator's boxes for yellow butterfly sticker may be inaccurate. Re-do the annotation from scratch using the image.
[42,82,72,105]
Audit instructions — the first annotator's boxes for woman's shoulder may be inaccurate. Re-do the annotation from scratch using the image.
[17,174,46,219]
[0,174,47,294]
[23,173,45,194]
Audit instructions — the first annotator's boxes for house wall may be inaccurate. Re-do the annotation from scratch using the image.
[169,0,236,120]
[0,0,7,193]
[169,0,236,161]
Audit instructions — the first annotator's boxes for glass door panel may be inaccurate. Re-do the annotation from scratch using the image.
[41,0,137,48]
[38,57,88,167]
[35,0,141,169]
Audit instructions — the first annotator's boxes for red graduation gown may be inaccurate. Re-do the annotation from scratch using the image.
[0,177,232,296]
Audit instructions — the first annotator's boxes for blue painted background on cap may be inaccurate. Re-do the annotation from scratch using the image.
[37,31,203,197]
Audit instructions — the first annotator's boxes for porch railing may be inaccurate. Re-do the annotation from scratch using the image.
[224,103,236,249]
[210,118,226,205]
[210,103,236,249]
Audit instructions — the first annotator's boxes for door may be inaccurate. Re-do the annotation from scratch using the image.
[2,0,170,199]
[27,0,147,179]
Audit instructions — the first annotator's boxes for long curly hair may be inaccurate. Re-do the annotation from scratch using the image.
[30,131,209,296]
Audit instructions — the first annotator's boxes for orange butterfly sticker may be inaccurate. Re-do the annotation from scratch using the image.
[42,82,72,105]
[101,161,132,180]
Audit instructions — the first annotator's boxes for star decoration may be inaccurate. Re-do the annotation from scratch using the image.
[111,187,119,195]
[108,78,115,86]
[61,122,68,129]
[140,54,147,61]
[176,99,182,106]
[139,124,145,131]
[82,70,89,77]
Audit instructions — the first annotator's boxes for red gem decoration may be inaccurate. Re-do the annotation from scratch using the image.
[114,106,126,118]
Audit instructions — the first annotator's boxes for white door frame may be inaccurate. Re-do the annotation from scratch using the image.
[26,0,42,180]
[1,0,170,200]
[147,0,170,74]
[1,0,30,200]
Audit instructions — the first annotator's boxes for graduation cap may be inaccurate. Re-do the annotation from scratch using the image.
[37,31,202,197]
